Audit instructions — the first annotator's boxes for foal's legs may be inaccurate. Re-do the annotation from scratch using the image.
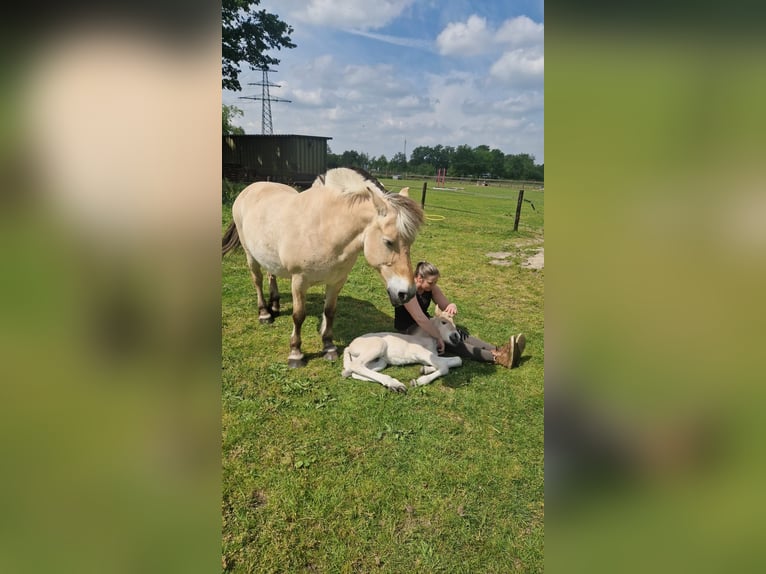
[288,275,308,368]
[244,250,272,324]
[411,356,463,387]
[320,279,346,361]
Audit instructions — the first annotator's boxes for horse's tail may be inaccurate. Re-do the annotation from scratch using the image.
[222,221,240,257]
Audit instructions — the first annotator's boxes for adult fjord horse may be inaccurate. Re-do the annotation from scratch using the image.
[222,167,424,367]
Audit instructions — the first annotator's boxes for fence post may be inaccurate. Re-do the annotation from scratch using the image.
[421,181,428,209]
[513,189,525,231]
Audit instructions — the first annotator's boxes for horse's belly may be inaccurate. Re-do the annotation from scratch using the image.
[248,247,289,277]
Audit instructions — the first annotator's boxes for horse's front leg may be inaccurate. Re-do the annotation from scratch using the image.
[288,276,307,368]
[320,280,346,361]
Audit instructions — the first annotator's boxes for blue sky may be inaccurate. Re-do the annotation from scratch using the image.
[222,0,544,163]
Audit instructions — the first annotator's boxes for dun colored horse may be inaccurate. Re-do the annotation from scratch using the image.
[222,167,424,367]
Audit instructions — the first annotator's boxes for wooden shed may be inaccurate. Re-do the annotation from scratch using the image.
[223,134,332,187]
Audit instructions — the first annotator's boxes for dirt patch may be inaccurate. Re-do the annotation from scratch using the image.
[487,251,514,266]
[522,248,544,270]
[486,246,544,269]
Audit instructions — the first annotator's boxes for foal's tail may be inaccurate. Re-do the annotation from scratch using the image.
[222,221,240,257]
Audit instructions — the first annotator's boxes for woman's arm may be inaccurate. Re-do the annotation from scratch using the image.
[403,298,445,352]
[431,285,458,317]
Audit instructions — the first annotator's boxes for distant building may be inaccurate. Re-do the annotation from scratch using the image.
[223,134,332,187]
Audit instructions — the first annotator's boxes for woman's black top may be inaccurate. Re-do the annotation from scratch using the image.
[394,290,432,332]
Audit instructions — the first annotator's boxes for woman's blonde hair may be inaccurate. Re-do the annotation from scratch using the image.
[415,261,440,279]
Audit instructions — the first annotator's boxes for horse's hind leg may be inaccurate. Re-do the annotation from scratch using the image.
[319,279,346,361]
[288,275,307,368]
[267,273,280,317]
[244,251,272,324]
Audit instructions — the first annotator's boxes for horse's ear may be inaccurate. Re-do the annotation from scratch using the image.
[399,187,410,197]
[369,187,388,216]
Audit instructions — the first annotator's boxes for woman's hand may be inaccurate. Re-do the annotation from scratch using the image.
[443,303,458,317]
[437,338,445,354]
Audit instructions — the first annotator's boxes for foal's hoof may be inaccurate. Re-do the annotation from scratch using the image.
[288,358,307,368]
[259,315,274,324]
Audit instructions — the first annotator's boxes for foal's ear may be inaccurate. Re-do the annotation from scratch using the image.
[399,187,410,197]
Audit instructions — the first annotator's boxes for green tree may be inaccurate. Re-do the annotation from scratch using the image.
[222,0,296,92]
[504,153,537,180]
[473,144,492,176]
[389,152,407,172]
[370,155,389,173]
[489,148,506,178]
[340,150,369,169]
[449,144,476,177]
[222,104,245,135]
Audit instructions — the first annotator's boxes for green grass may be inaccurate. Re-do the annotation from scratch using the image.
[222,178,543,573]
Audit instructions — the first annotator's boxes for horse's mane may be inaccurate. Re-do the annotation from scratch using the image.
[315,166,387,195]
[315,167,424,243]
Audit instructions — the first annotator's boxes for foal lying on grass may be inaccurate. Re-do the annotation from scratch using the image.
[342,316,463,393]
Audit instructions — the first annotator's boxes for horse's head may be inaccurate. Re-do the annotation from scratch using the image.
[363,188,424,306]
[430,315,461,346]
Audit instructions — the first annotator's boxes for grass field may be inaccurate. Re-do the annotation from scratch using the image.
[222,177,544,573]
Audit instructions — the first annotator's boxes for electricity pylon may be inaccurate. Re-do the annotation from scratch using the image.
[239,68,291,135]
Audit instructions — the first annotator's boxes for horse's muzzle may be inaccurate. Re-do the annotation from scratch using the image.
[388,284,416,306]
[449,332,461,346]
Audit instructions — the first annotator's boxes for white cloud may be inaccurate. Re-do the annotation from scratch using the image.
[494,91,544,114]
[495,16,544,48]
[436,15,490,56]
[291,88,326,106]
[282,0,414,30]
[490,49,544,86]
[436,14,544,59]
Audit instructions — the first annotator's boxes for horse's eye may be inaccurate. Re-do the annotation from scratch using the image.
[383,238,394,248]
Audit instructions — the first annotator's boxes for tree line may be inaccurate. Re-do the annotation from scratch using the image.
[328,144,543,181]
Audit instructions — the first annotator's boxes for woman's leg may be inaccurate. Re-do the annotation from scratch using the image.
[447,335,496,363]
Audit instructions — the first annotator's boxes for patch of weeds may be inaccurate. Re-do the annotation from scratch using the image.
[265,362,291,383]
[264,395,292,411]
[307,391,336,409]
[377,423,417,441]
[293,451,317,470]
[281,379,312,396]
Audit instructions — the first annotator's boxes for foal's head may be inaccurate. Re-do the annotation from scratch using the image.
[430,315,462,346]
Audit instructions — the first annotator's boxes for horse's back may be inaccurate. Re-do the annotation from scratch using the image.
[233,181,299,221]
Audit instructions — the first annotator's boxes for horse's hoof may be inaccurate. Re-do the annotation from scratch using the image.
[259,316,274,324]
[288,358,306,368]
[323,350,338,361]
[390,383,408,393]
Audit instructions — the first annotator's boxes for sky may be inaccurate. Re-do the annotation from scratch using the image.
[222,0,544,164]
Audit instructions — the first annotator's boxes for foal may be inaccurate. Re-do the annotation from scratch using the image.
[342,316,463,393]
